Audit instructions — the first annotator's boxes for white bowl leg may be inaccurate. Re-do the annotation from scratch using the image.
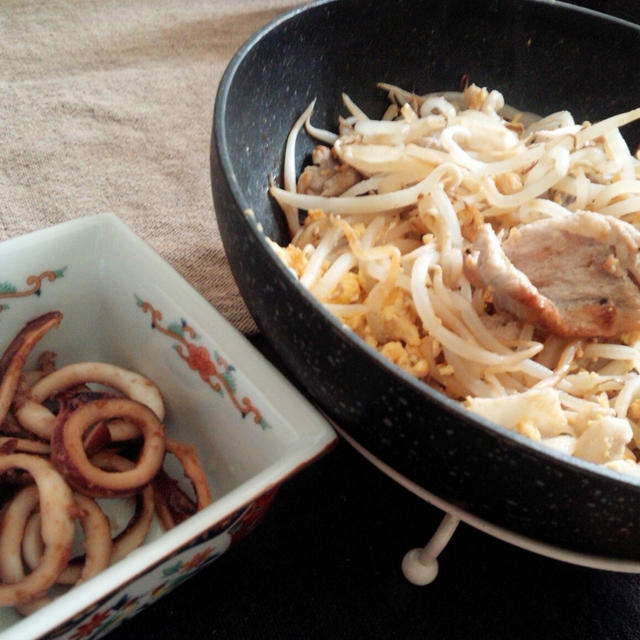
[401,513,459,585]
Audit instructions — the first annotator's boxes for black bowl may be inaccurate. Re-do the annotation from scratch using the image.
[212,0,640,560]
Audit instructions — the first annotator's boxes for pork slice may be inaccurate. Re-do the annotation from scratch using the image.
[297,145,362,197]
[464,211,640,338]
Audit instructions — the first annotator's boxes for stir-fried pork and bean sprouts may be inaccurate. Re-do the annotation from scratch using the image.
[269,83,640,474]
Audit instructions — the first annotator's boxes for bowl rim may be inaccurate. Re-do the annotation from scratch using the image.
[212,0,640,493]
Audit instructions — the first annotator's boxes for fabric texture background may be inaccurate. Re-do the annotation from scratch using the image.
[1,0,637,335]
[0,0,305,333]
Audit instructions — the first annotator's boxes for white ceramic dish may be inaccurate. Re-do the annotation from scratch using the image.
[0,213,336,640]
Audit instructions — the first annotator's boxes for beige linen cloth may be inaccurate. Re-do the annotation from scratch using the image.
[0,0,307,334]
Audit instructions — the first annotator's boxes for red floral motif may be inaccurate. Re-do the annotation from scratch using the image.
[181,547,215,572]
[137,299,264,426]
[69,609,111,640]
[0,268,66,312]
[230,489,278,543]
[186,343,216,381]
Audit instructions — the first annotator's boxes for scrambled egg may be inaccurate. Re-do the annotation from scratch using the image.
[494,171,523,195]
[330,282,430,378]
[367,288,422,346]
[380,341,429,378]
[458,203,484,241]
[306,208,327,224]
[268,242,308,278]
[327,272,360,304]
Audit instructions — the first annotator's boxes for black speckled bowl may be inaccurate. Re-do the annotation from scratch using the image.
[212,0,640,560]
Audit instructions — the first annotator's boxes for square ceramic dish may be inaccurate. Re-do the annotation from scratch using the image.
[0,213,336,640]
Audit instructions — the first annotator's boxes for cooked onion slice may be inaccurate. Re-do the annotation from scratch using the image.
[0,454,75,606]
[15,362,165,440]
[0,312,62,426]
[51,398,165,498]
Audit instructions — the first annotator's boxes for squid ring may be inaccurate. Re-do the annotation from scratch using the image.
[91,451,156,563]
[0,437,51,455]
[0,454,75,606]
[51,398,165,498]
[14,362,165,440]
[154,440,212,530]
[24,452,155,571]
[165,440,212,511]
[102,419,144,442]
[0,312,62,427]
[22,492,112,588]
[0,485,50,615]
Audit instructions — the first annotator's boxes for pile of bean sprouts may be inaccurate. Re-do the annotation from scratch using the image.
[268,83,640,474]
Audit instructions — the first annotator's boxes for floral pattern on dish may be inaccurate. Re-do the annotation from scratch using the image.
[135,296,269,429]
[0,267,67,312]
[46,488,278,640]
